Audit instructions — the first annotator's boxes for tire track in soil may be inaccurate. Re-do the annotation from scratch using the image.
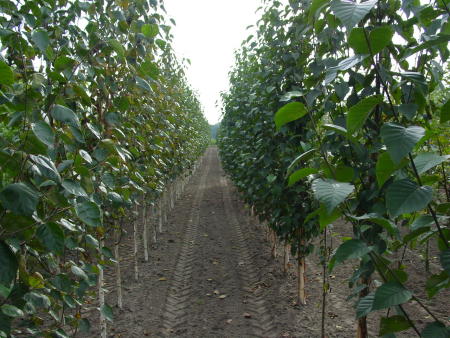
[159,149,211,336]
[221,175,277,338]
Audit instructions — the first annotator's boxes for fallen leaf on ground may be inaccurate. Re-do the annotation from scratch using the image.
[158,277,167,281]
[213,290,219,295]
[243,312,252,318]
[226,319,233,324]
[219,294,227,299]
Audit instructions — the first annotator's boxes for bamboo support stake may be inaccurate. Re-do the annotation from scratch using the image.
[114,227,122,309]
[99,238,107,338]
[133,204,139,281]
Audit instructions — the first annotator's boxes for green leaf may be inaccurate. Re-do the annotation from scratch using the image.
[71,266,88,281]
[414,153,449,175]
[347,95,383,134]
[323,124,350,138]
[349,26,393,55]
[0,183,39,216]
[75,201,102,227]
[288,168,318,186]
[330,0,377,30]
[440,249,450,275]
[62,179,87,197]
[79,318,91,332]
[440,99,450,123]
[402,34,450,60]
[31,30,50,53]
[421,321,450,338]
[0,61,14,86]
[100,304,113,322]
[386,179,432,217]
[108,39,125,58]
[30,155,61,183]
[356,292,374,318]
[1,305,23,318]
[410,215,434,231]
[334,165,354,182]
[380,123,425,164]
[328,54,368,73]
[426,272,450,298]
[308,0,328,22]
[51,104,79,126]
[287,149,316,176]
[36,223,65,255]
[398,103,418,120]
[280,90,304,102]
[141,23,159,38]
[319,206,341,230]
[312,178,354,213]
[54,56,76,71]
[332,239,372,267]
[379,315,412,336]
[24,292,51,309]
[32,121,55,146]
[372,282,412,310]
[376,152,396,187]
[0,241,18,287]
[135,76,152,92]
[274,102,308,130]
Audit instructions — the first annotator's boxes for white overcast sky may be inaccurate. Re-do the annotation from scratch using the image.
[163,0,263,124]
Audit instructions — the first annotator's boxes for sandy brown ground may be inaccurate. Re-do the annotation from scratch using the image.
[88,147,448,338]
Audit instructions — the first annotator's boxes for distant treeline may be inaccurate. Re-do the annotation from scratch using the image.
[210,123,220,140]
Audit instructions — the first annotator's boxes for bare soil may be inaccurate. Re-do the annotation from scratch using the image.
[90,147,449,338]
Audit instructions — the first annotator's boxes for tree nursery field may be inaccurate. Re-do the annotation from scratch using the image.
[0,0,449,337]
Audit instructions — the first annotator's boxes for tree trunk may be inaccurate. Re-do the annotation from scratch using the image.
[297,255,306,305]
[158,199,163,233]
[142,195,148,262]
[357,277,370,338]
[99,238,107,338]
[114,228,122,309]
[133,204,139,281]
[283,243,290,273]
[271,230,277,258]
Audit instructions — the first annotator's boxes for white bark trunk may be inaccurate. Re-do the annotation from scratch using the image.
[99,238,107,338]
[158,199,163,233]
[142,195,148,262]
[114,228,122,309]
[133,204,139,281]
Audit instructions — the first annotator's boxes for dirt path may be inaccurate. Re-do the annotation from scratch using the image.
[97,147,447,338]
